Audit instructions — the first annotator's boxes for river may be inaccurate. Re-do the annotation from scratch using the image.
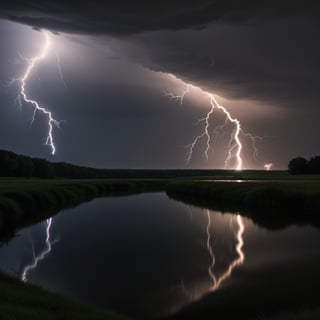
[0,192,319,319]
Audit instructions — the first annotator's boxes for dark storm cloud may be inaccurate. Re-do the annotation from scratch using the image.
[105,17,320,111]
[0,0,318,36]
[1,0,319,111]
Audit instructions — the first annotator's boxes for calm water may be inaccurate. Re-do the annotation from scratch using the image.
[1,193,320,319]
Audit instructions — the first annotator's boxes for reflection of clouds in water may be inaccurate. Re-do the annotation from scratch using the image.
[21,218,57,282]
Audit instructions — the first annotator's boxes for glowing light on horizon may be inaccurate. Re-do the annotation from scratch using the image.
[21,218,56,282]
[14,30,60,155]
[264,163,273,171]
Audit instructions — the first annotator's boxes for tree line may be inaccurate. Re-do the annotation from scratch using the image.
[288,156,320,174]
[0,149,231,179]
[0,149,97,178]
[2,148,318,178]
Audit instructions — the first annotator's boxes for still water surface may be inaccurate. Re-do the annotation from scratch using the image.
[1,193,320,319]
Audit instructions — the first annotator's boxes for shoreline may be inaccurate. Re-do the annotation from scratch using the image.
[166,180,320,229]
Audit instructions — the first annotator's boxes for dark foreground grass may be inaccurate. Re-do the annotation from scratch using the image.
[0,272,126,320]
[166,180,320,229]
[268,309,320,320]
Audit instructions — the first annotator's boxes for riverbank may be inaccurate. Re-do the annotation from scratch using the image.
[0,179,168,241]
[2,176,320,237]
[269,309,320,320]
[166,179,320,229]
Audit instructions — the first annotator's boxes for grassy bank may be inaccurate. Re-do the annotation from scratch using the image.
[0,179,168,241]
[166,180,320,229]
[0,272,125,320]
[268,309,320,320]
[2,175,320,237]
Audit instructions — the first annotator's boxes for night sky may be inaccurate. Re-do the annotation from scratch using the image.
[0,1,319,169]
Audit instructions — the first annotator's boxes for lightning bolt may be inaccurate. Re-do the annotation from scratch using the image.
[185,100,215,164]
[15,30,60,155]
[167,82,267,170]
[21,218,56,282]
[209,94,243,170]
[205,213,245,291]
[54,50,67,89]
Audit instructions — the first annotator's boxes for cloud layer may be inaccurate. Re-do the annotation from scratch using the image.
[1,0,319,111]
[0,0,318,36]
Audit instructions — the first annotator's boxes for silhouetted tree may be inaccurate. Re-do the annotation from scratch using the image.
[288,157,309,174]
[309,156,320,174]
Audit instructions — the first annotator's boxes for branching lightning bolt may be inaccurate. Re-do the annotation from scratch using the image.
[15,30,60,155]
[165,85,191,105]
[210,94,243,170]
[167,82,267,170]
[205,213,245,291]
[55,50,67,89]
[21,218,56,282]
[185,101,215,164]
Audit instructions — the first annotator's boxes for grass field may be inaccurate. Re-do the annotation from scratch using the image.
[268,308,320,320]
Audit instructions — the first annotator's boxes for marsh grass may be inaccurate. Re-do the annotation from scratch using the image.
[0,272,126,320]
[2,176,320,236]
[267,308,320,320]
[0,179,168,241]
[166,180,320,229]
